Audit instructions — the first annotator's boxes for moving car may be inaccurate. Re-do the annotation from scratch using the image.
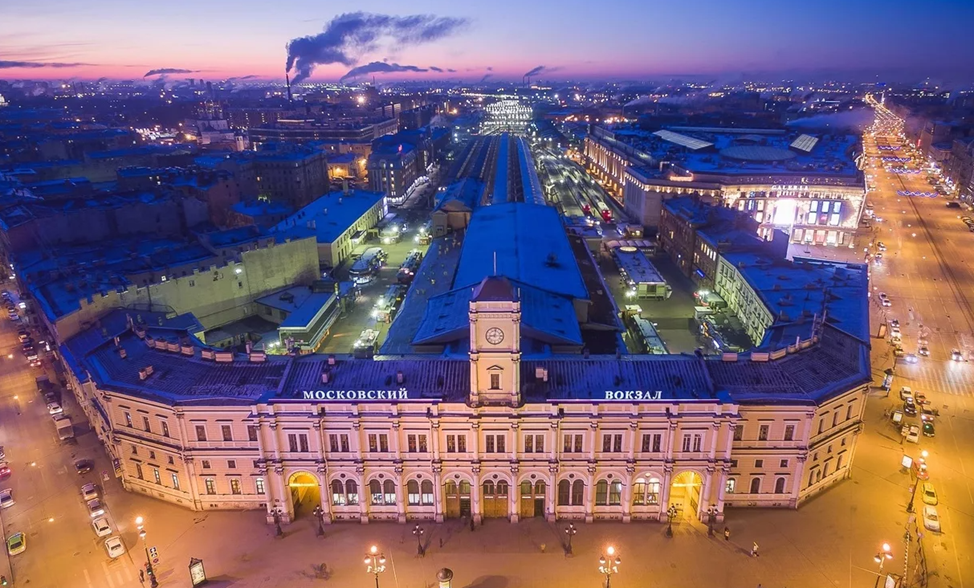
[104,536,126,559]
[903,397,917,415]
[921,406,937,422]
[923,422,935,437]
[919,346,930,357]
[905,353,918,364]
[0,489,13,509]
[6,532,25,555]
[951,349,964,362]
[91,517,112,538]
[898,386,912,402]
[921,482,938,505]
[0,462,10,477]
[879,293,892,307]
[922,505,941,532]
[86,498,105,518]
[81,482,98,501]
[47,402,63,415]
[914,391,928,405]
[75,459,93,475]
[877,242,887,251]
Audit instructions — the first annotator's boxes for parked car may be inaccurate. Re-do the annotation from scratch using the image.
[86,498,105,518]
[0,462,11,477]
[104,536,126,559]
[903,398,917,416]
[922,505,941,532]
[0,489,13,509]
[921,482,938,505]
[46,402,62,416]
[923,422,935,437]
[75,459,93,475]
[899,386,913,400]
[6,532,25,555]
[918,346,930,357]
[951,349,964,362]
[91,517,112,538]
[81,483,98,501]
[904,424,920,443]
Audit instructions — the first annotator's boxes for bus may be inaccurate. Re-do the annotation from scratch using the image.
[398,250,424,284]
[349,247,386,286]
[373,284,407,323]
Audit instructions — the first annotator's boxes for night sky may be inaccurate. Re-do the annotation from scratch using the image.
[2,0,973,81]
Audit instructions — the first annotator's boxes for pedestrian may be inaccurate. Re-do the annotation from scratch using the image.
[751,542,759,557]
[723,527,730,541]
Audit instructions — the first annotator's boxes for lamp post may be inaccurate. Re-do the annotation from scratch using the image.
[413,524,425,556]
[134,516,159,588]
[665,505,678,537]
[907,451,928,513]
[874,542,893,588]
[364,545,387,588]
[598,546,621,588]
[565,523,577,555]
[272,508,283,537]
[312,505,325,537]
[706,506,719,537]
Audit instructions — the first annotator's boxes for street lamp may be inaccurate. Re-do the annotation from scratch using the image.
[598,546,621,588]
[413,524,425,556]
[135,516,159,588]
[706,505,719,537]
[665,505,678,537]
[873,542,893,588]
[565,523,578,555]
[312,505,325,537]
[364,545,387,588]
[271,507,283,537]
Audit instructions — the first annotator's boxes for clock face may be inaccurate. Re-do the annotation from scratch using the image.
[485,327,505,345]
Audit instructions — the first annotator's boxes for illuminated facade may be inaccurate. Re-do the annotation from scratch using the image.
[62,276,869,527]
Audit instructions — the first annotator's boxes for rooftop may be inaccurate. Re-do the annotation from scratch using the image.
[453,203,589,300]
[613,248,665,285]
[272,188,386,244]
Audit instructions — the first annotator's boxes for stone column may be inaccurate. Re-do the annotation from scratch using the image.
[471,466,483,525]
[658,464,674,522]
[317,462,332,523]
[584,466,595,523]
[395,466,406,523]
[547,464,558,522]
[432,464,444,523]
[357,465,369,524]
[509,463,520,523]
[622,466,634,523]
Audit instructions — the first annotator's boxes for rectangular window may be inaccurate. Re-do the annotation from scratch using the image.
[725,478,736,493]
[256,478,265,495]
[489,373,501,390]
[485,435,495,453]
[124,412,133,428]
[379,434,388,452]
[195,425,207,441]
[131,445,138,455]
[205,478,216,495]
[341,434,350,452]
[230,479,241,495]
[408,434,417,453]
[288,433,310,453]
[755,459,764,468]
[143,416,151,432]
[419,434,428,452]
[407,434,427,453]
[614,434,622,452]
[457,435,467,452]
[784,424,795,441]
[161,421,170,437]
[846,405,854,420]
[248,425,258,441]
[832,411,840,427]
[201,460,211,469]
[524,435,533,453]
[602,435,612,452]
[222,425,233,441]
[733,426,743,441]
[563,433,583,453]
[818,419,825,434]
[446,434,456,453]
[227,460,236,469]
[780,459,789,468]
[153,468,161,484]
[135,463,143,480]
[758,425,769,441]
[171,473,180,490]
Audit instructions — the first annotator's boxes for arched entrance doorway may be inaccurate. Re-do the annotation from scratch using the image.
[444,480,471,519]
[668,471,702,522]
[519,480,546,518]
[288,471,321,519]
[482,480,509,518]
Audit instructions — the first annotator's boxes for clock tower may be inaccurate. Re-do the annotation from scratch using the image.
[468,276,521,407]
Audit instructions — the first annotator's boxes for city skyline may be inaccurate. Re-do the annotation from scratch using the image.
[2,0,974,83]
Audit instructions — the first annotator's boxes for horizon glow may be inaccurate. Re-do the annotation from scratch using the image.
[2,0,973,83]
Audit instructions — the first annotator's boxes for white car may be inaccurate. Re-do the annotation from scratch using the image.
[951,349,964,362]
[905,353,918,364]
[922,505,941,532]
[47,402,63,416]
[104,536,126,559]
[86,498,105,518]
[0,489,12,509]
[91,517,112,538]
[899,386,913,400]
[81,483,98,501]
[904,424,920,444]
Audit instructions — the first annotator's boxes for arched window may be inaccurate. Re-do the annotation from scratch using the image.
[632,478,647,505]
[483,481,495,497]
[421,480,434,506]
[383,480,396,505]
[595,480,609,505]
[497,481,509,497]
[571,480,584,505]
[749,477,761,494]
[407,480,420,506]
[534,481,545,495]
[369,480,383,505]
[609,481,622,505]
[345,480,359,505]
[647,478,660,505]
[331,480,345,506]
[445,481,458,496]
[558,480,571,505]
[774,477,786,494]
[460,481,471,495]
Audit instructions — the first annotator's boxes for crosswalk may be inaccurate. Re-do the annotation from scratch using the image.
[76,560,139,588]
[891,362,974,398]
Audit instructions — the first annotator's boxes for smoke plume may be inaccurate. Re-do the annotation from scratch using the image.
[144,68,196,77]
[429,66,443,73]
[0,60,92,69]
[786,108,874,132]
[479,73,492,83]
[340,62,427,82]
[285,12,467,84]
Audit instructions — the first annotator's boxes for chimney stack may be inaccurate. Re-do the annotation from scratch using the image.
[285,72,293,104]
